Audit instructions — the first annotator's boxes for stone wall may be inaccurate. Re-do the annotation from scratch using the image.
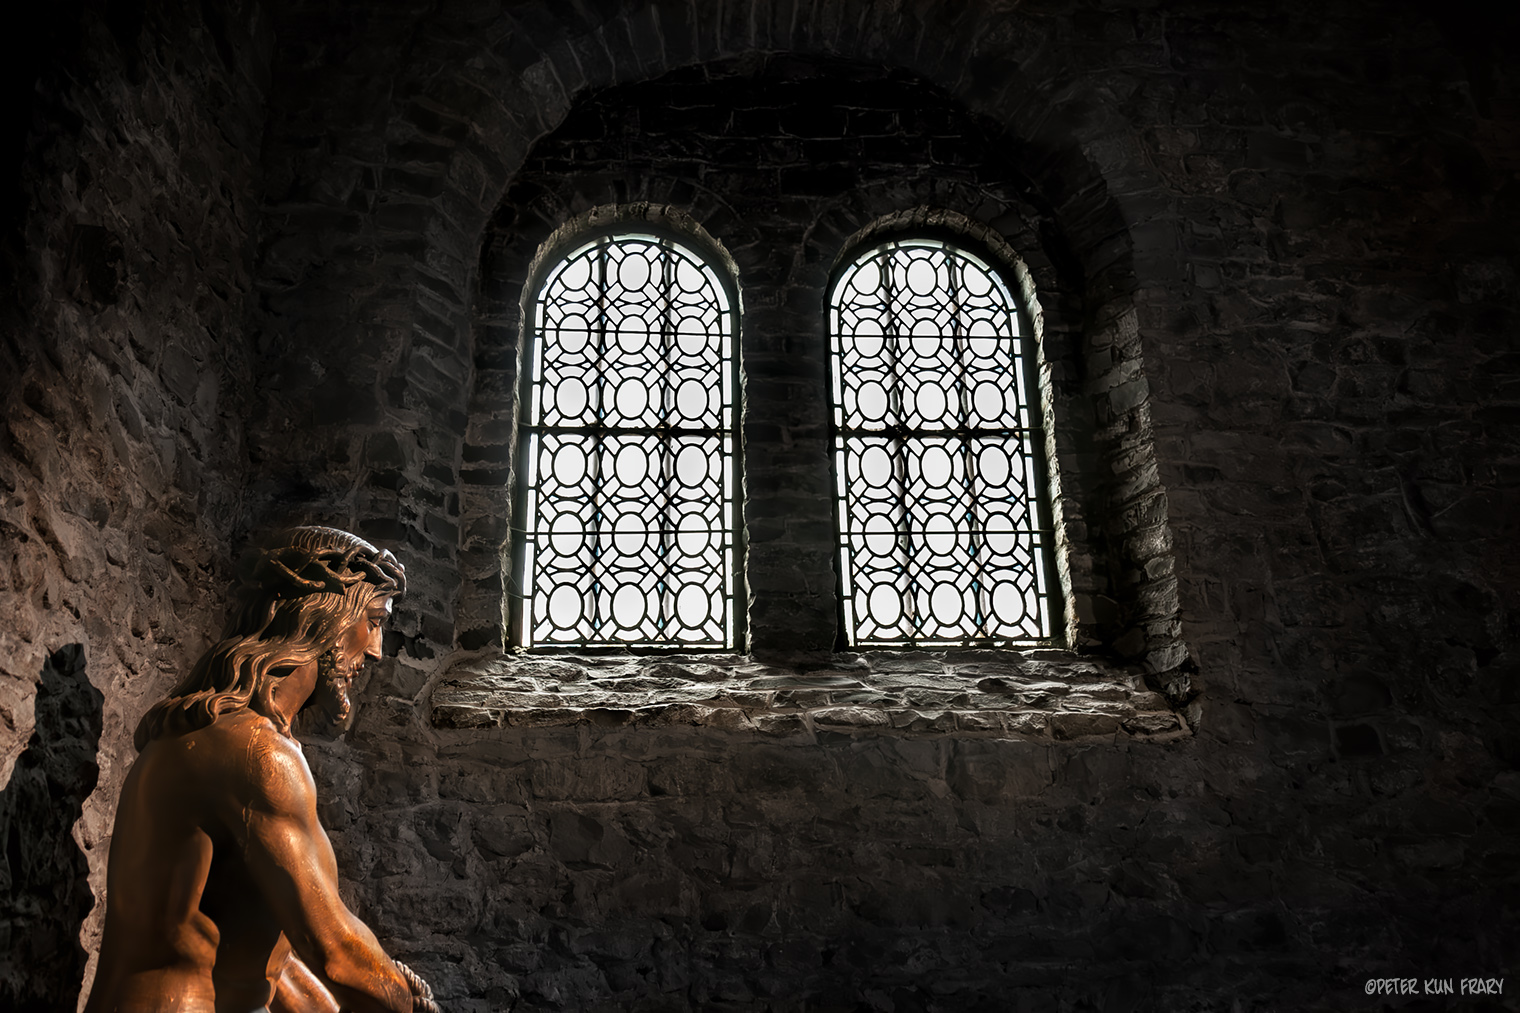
[0,0,272,998]
[1,0,1516,1009]
[241,1,1520,1010]
[456,55,1183,677]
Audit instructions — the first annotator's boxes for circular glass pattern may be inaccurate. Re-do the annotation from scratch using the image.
[548,511,583,555]
[555,376,588,419]
[863,512,897,556]
[930,582,963,626]
[612,584,645,629]
[972,382,1006,424]
[962,261,993,297]
[906,256,940,297]
[855,381,889,422]
[611,511,646,554]
[676,584,710,627]
[618,250,651,290]
[558,314,590,354]
[923,511,958,555]
[552,442,587,486]
[613,313,648,354]
[868,584,902,627]
[912,379,947,424]
[614,443,648,486]
[976,444,1010,486]
[675,444,710,487]
[850,317,885,358]
[676,315,710,356]
[615,378,648,419]
[546,584,581,629]
[676,512,710,555]
[919,445,954,488]
[676,378,709,421]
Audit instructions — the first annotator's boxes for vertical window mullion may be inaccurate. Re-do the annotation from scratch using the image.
[948,252,985,640]
[591,240,610,641]
[657,241,673,636]
[880,246,916,642]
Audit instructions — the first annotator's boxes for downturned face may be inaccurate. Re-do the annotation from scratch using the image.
[312,594,393,721]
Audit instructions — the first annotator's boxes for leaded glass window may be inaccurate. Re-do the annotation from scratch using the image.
[829,238,1058,647]
[513,231,742,649]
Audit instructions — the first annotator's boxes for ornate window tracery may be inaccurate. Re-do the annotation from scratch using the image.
[828,237,1059,647]
[512,231,742,649]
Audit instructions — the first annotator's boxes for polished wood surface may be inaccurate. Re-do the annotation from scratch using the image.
[83,529,435,1013]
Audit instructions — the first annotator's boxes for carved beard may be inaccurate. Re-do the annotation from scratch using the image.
[307,648,353,723]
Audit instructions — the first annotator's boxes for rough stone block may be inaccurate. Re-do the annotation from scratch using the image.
[1051,713,1123,740]
[810,705,891,729]
[946,741,1052,802]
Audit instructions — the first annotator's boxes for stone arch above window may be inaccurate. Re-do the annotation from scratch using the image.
[511,219,744,650]
[828,230,1062,649]
[443,55,1195,737]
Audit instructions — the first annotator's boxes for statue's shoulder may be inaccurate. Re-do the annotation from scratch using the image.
[139,709,268,766]
[185,709,281,755]
[235,715,316,808]
[162,711,309,805]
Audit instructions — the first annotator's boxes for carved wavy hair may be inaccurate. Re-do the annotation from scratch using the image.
[134,526,406,749]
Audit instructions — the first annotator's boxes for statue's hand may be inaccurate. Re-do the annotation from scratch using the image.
[393,960,441,1013]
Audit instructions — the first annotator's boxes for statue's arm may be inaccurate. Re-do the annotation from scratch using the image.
[237,733,413,1013]
[271,954,339,1013]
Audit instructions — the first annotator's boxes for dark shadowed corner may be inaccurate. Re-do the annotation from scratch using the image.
[0,644,103,1011]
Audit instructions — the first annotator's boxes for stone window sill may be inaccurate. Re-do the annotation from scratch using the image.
[430,650,1190,743]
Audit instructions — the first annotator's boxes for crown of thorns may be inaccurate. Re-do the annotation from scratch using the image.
[238,534,406,599]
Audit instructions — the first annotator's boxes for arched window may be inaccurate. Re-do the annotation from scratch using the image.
[512,230,742,649]
[829,237,1059,647]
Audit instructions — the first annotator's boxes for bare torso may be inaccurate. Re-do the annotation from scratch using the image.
[84,577,415,1013]
[85,711,313,1013]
